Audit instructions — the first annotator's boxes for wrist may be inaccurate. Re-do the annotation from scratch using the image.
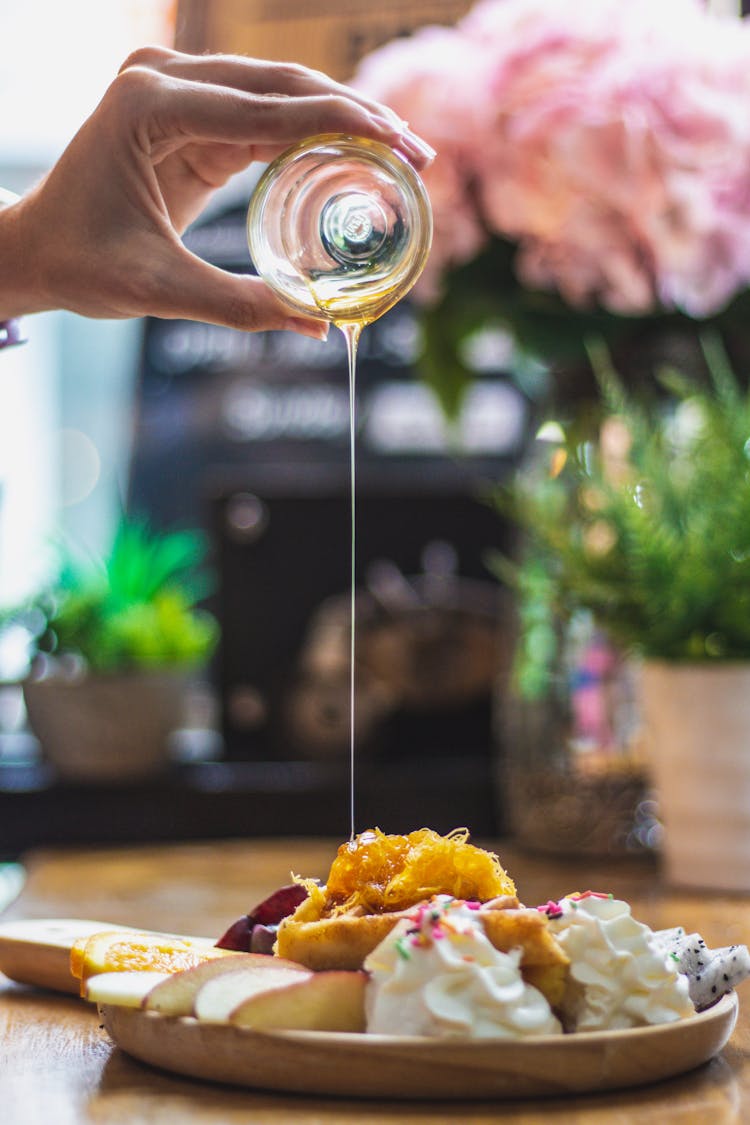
[0,186,55,320]
[0,188,27,346]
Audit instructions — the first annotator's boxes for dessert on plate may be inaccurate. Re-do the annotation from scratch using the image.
[272,827,569,1008]
[74,826,749,1038]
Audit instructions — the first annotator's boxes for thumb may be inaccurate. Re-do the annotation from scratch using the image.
[146,245,329,337]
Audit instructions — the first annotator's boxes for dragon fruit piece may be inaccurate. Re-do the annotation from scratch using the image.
[650,926,686,952]
[654,930,750,1011]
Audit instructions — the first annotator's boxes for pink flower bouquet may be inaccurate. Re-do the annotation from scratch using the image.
[354,0,750,413]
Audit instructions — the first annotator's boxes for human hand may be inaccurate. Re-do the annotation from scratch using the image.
[4,47,435,334]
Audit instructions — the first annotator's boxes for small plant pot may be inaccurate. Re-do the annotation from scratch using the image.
[641,661,750,892]
[23,670,186,783]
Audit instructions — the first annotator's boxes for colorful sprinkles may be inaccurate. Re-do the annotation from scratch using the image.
[537,891,614,918]
[389,895,490,959]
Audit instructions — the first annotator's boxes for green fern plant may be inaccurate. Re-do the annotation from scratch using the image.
[18,519,218,673]
[489,336,750,689]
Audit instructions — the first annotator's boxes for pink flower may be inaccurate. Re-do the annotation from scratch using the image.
[355,0,750,317]
[353,25,488,300]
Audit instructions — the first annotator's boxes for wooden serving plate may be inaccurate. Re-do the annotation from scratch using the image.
[100,992,739,1100]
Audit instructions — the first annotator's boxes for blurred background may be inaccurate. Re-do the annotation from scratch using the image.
[0,0,521,852]
[3,0,748,863]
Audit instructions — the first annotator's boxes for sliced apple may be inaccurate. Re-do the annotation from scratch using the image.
[84,971,171,1007]
[193,963,312,1022]
[144,952,308,1017]
[229,969,367,1032]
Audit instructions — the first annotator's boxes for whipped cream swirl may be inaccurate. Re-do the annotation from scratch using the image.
[543,893,694,1031]
[364,896,562,1038]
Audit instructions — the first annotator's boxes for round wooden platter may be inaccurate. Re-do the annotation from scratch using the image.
[100,992,738,1100]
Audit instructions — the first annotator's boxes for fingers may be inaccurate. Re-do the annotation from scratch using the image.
[123,46,400,122]
[144,245,329,337]
[118,47,436,169]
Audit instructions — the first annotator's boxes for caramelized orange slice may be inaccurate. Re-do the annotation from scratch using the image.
[70,930,235,995]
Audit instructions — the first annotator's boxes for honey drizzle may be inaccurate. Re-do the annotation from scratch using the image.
[339,321,362,843]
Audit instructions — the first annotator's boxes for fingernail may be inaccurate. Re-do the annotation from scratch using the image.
[395,131,436,166]
[370,111,404,136]
[400,131,437,162]
[369,114,436,166]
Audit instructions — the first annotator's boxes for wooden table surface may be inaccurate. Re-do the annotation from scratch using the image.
[1,837,749,1124]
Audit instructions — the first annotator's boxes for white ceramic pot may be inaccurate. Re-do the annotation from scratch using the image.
[23,670,186,783]
[641,661,750,892]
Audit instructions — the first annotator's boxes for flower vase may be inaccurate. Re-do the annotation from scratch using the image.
[641,661,750,893]
[497,617,654,857]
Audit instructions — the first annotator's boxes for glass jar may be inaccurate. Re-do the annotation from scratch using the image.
[496,611,657,857]
[247,133,432,328]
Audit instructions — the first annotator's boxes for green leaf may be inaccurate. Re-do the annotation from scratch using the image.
[6,516,219,673]
[492,369,750,662]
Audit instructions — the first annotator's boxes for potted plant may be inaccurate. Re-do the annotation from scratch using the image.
[492,338,750,889]
[10,518,218,782]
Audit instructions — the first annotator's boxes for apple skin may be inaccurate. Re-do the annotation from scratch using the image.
[193,963,312,1022]
[229,970,367,1032]
[143,953,308,1017]
[98,955,367,1034]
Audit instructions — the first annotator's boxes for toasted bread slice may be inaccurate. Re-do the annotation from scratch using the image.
[276,898,569,1009]
[277,908,411,972]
